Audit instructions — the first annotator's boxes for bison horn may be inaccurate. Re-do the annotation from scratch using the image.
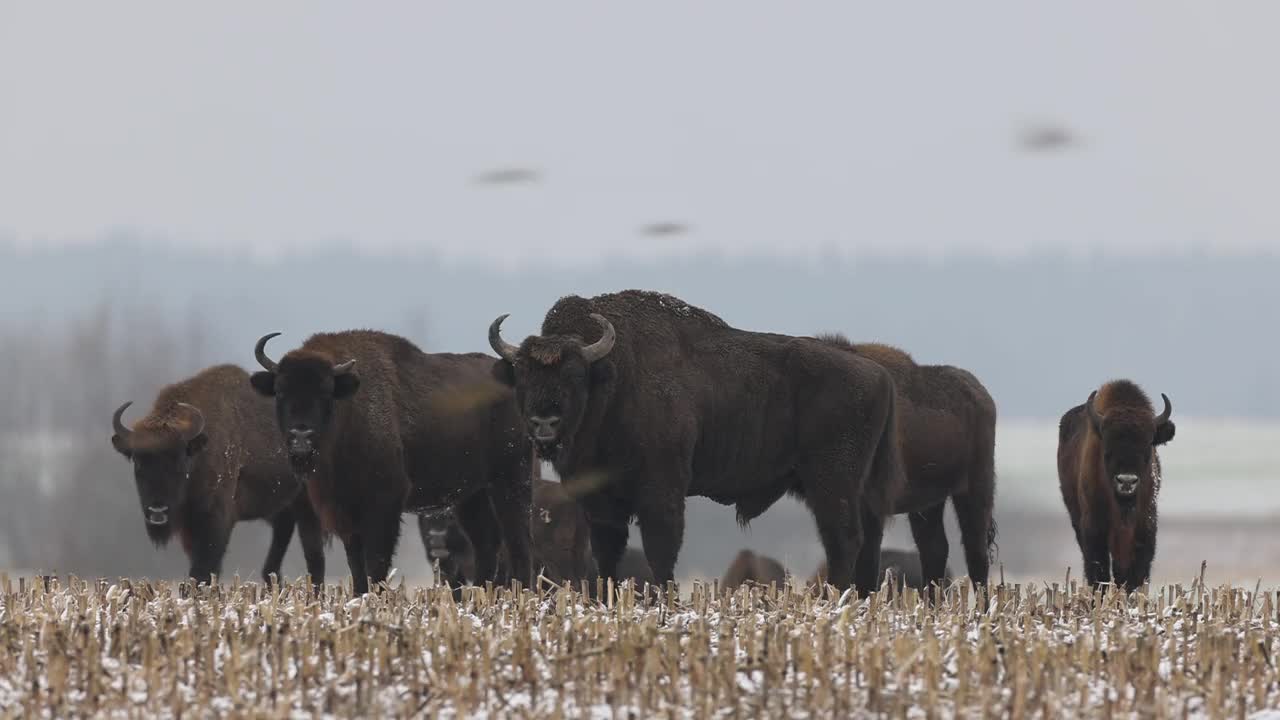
[488,314,519,363]
[112,401,134,441]
[1086,391,1105,433]
[175,403,206,441]
[332,359,356,375]
[254,332,281,373]
[580,314,616,363]
[1156,393,1172,425]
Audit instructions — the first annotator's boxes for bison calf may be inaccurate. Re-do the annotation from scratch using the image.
[110,365,326,588]
[1058,381,1175,592]
[250,331,533,595]
[419,477,597,587]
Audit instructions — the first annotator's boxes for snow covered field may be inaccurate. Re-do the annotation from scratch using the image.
[2,574,1279,718]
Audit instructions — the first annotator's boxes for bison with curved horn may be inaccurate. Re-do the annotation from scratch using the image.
[816,334,997,589]
[250,330,534,595]
[1058,381,1174,592]
[110,365,326,588]
[488,290,905,594]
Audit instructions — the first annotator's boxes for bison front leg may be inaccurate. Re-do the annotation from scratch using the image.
[360,505,404,591]
[1080,526,1112,589]
[187,517,232,587]
[261,510,297,586]
[457,491,502,586]
[294,499,327,593]
[579,492,631,583]
[637,494,686,587]
[343,534,369,595]
[804,492,862,594]
[491,475,534,588]
[588,522,629,583]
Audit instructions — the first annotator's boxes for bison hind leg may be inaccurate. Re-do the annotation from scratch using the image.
[908,502,951,590]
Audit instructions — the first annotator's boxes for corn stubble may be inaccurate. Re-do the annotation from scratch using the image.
[0,572,1276,718]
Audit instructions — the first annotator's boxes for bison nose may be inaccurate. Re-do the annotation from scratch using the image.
[287,427,316,458]
[145,505,169,526]
[529,415,561,441]
[1114,473,1140,497]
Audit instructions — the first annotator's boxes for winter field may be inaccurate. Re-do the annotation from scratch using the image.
[1,418,1277,717]
[3,574,1280,718]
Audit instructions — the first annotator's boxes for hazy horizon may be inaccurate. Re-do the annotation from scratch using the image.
[5,3,1280,263]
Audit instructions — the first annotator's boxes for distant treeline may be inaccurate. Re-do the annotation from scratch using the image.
[2,241,1274,419]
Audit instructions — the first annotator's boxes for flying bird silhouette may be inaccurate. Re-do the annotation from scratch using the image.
[472,168,541,186]
[1018,124,1078,152]
[640,222,689,237]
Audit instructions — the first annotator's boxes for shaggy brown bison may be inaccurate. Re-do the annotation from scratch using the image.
[818,334,997,588]
[721,549,787,590]
[250,331,533,595]
[419,476,597,586]
[812,548,952,591]
[489,290,905,594]
[1058,381,1174,592]
[110,365,325,588]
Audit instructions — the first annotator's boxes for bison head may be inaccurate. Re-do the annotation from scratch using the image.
[110,401,208,543]
[249,333,359,472]
[1087,390,1175,502]
[488,313,616,461]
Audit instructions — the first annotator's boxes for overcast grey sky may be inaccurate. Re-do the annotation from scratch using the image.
[2,2,1278,264]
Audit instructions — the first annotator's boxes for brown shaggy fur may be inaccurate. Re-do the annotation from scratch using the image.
[1058,380,1174,591]
[111,364,326,587]
[818,333,997,587]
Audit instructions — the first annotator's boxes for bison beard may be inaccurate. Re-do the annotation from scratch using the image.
[109,365,326,589]
[1058,380,1174,592]
[251,330,534,596]
[489,290,906,595]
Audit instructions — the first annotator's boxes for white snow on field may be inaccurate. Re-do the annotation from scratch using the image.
[1,576,1279,717]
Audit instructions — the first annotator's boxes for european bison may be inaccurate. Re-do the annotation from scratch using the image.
[721,549,787,590]
[418,477,597,586]
[812,548,952,591]
[488,290,905,594]
[250,331,533,595]
[818,334,997,587]
[528,476,598,584]
[418,511,475,585]
[110,364,326,588]
[1058,381,1174,592]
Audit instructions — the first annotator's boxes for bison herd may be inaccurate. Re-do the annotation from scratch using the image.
[110,289,1175,595]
